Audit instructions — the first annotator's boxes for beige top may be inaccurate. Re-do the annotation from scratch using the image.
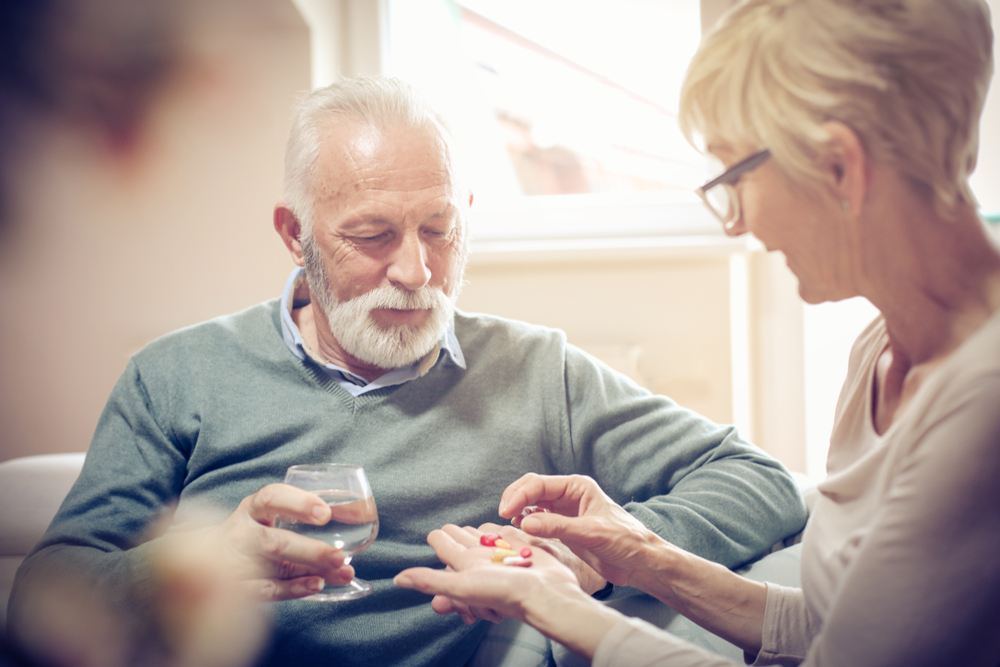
[594,313,1000,666]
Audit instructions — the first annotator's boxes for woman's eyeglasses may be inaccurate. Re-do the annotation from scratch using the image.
[695,149,770,229]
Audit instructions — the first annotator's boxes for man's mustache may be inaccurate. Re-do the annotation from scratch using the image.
[349,285,447,312]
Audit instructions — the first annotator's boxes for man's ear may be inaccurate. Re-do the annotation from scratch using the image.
[821,121,868,216]
[274,203,305,267]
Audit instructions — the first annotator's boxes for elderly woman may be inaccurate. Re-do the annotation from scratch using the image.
[393,0,1000,664]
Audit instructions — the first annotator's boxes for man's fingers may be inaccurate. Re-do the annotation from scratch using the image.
[243,575,326,602]
[259,525,348,575]
[244,483,331,526]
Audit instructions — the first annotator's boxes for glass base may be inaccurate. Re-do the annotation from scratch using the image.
[303,578,373,601]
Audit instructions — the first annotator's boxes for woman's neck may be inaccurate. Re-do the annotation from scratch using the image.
[864,201,1000,367]
[861,199,1000,433]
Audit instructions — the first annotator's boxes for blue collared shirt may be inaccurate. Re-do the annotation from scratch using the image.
[278,268,466,396]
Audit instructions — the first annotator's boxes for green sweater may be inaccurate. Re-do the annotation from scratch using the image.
[10,300,806,666]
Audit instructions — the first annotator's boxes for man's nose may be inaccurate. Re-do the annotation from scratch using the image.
[386,233,432,291]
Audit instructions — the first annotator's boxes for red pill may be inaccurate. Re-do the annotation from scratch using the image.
[519,547,532,558]
[480,533,501,547]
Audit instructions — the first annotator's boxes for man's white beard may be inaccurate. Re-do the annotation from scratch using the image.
[302,233,457,370]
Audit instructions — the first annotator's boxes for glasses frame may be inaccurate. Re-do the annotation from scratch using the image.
[695,149,771,228]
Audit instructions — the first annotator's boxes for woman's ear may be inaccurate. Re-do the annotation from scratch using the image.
[821,121,869,215]
[274,203,305,266]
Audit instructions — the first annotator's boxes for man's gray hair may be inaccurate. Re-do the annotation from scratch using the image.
[283,77,456,231]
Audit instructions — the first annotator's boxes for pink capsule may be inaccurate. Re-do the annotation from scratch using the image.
[480,533,501,547]
[519,547,532,558]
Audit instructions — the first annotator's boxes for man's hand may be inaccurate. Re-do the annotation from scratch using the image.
[498,473,666,587]
[201,483,355,602]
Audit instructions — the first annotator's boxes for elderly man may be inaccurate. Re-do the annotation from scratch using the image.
[9,77,806,667]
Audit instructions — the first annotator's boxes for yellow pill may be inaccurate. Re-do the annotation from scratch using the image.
[496,539,511,550]
[491,548,517,563]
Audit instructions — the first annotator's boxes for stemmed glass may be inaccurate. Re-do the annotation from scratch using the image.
[276,463,379,601]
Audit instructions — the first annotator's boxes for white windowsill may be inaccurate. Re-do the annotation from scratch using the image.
[469,234,759,265]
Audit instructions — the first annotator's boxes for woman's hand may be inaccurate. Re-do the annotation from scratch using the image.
[499,473,666,587]
[394,524,579,624]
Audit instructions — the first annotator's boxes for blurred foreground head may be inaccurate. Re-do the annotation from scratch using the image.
[0,0,182,234]
[8,509,268,667]
[680,0,993,217]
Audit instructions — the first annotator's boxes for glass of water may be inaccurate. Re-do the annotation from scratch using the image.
[277,463,379,601]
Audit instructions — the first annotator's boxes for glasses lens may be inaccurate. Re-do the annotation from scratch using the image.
[704,183,738,224]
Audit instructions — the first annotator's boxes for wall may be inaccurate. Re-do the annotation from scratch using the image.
[0,2,310,462]
[460,240,741,426]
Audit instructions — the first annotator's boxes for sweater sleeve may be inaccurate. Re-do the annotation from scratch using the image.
[751,584,815,666]
[8,358,188,638]
[562,345,807,568]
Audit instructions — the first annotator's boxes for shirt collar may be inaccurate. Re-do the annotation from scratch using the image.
[279,268,465,395]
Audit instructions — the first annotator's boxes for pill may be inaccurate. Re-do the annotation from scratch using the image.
[519,547,532,558]
[480,533,501,547]
[495,539,510,550]
[502,556,526,565]
[491,548,517,563]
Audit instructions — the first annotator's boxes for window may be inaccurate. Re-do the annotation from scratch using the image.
[386,0,719,241]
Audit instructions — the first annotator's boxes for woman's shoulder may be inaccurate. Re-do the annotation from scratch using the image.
[913,308,1000,429]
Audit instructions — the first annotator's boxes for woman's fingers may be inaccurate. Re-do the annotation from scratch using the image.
[499,474,605,521]
[499,473,561,519]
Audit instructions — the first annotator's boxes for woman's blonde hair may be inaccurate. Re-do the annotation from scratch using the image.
[679,0,993,214]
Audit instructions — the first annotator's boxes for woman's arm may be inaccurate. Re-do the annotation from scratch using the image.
[501,473,770,655]
[625,539,768,656]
